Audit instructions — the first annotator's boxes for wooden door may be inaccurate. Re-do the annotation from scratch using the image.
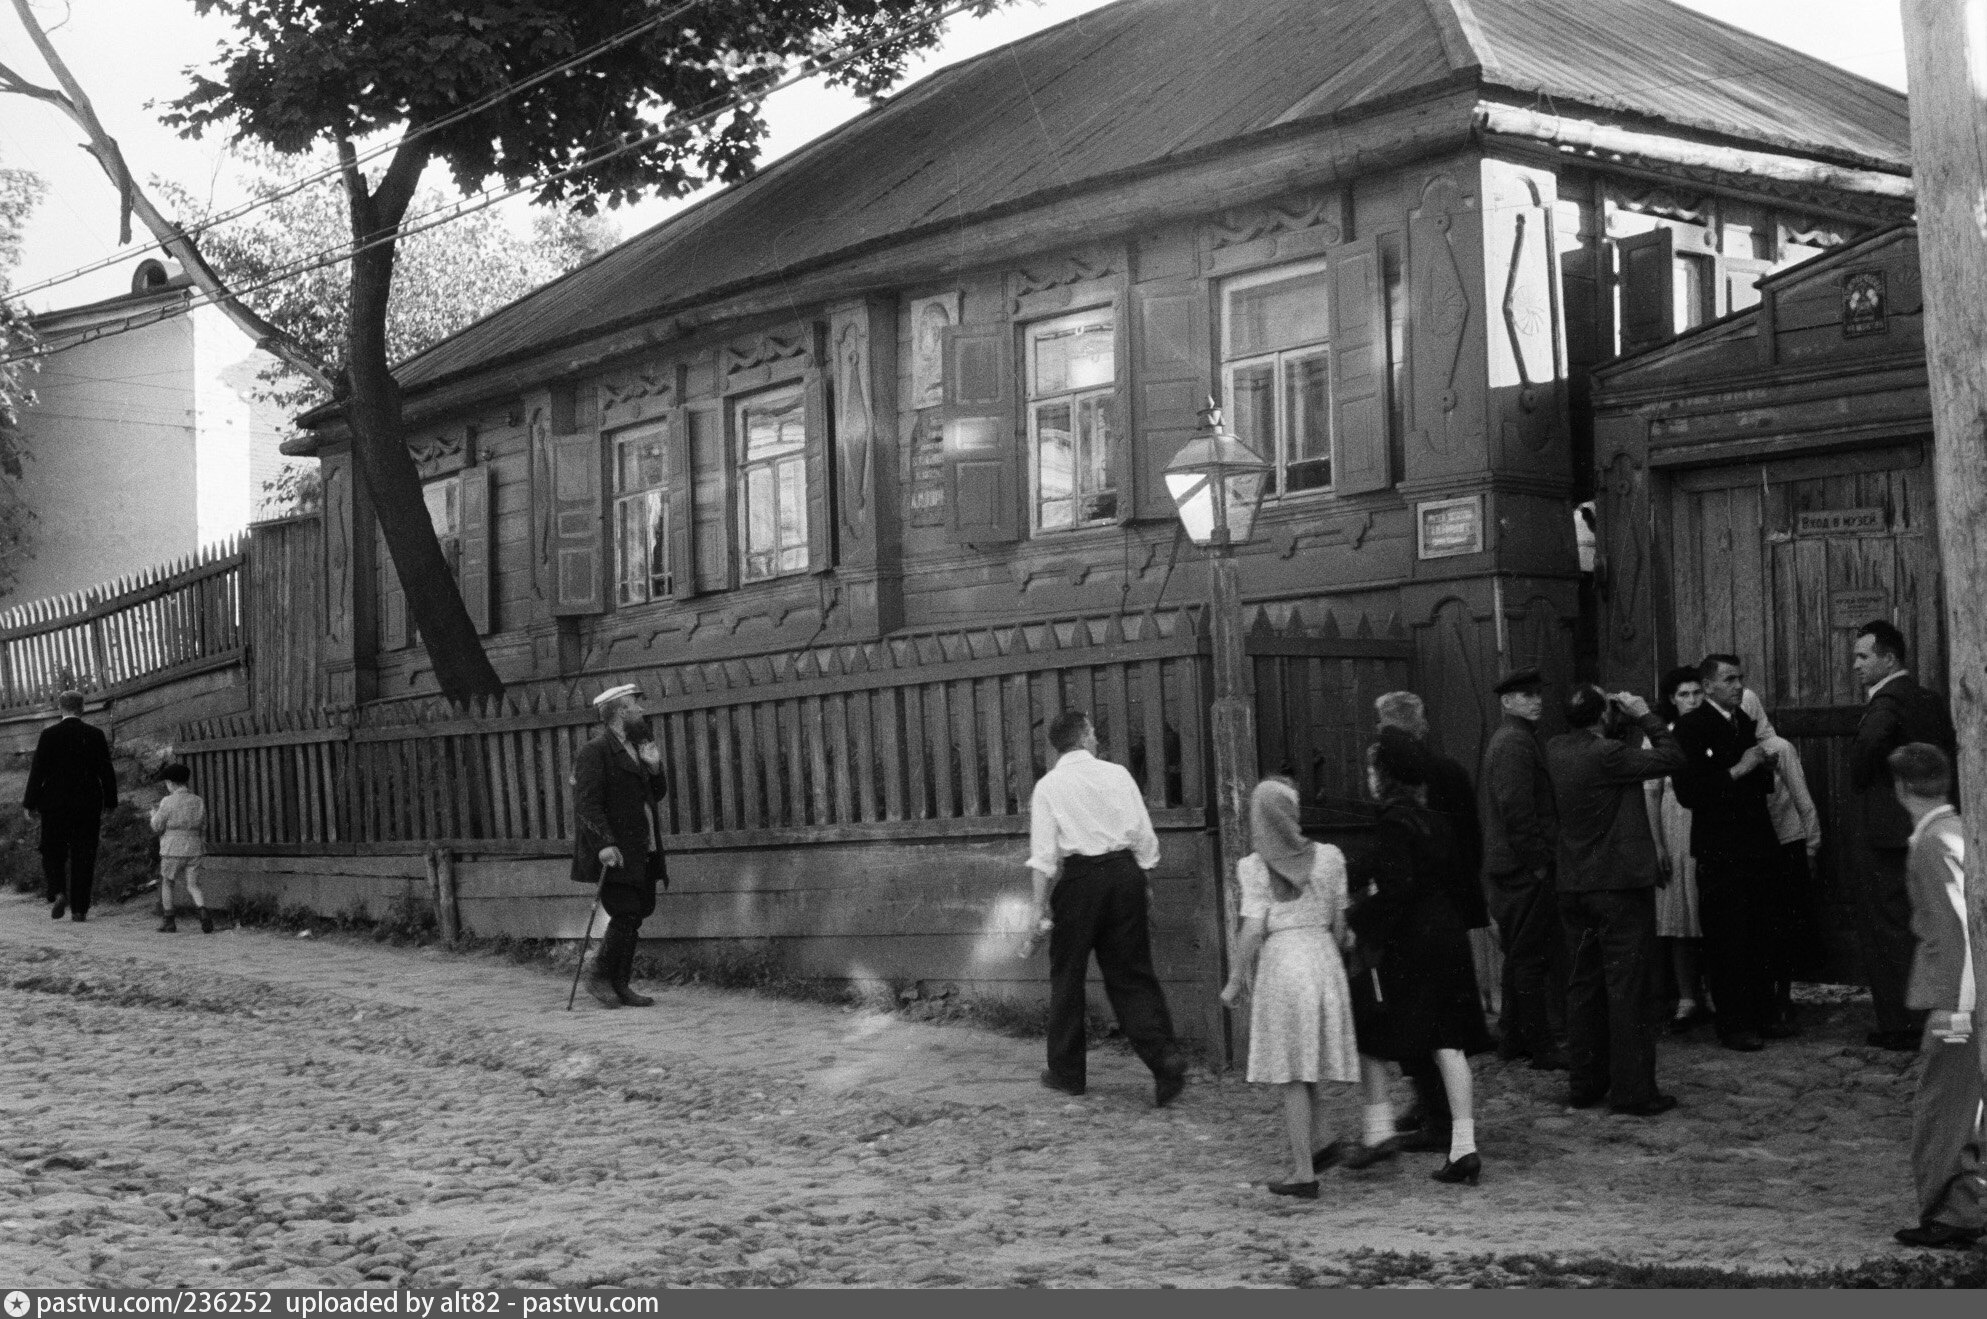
[1661,440,1942,979]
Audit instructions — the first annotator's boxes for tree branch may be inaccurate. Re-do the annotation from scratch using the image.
[0,56,67,105]
[5,0,338,396]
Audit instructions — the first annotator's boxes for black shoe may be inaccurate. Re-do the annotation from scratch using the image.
[1867,1029,1919,1052]
[1392,1127,1451,1153]
[1268,1179,1320,1200]
[1311,1140,1350,1173]
[1040,1069,1085,1097]
[1610,1093,1679,1118]
[1430,1153,1481,1185]
[1529,1048,1569,1072]
[1566,1090,1607,1109]
[50,895,66,920]
[156,917,177,933]
[199,909,215,934]
[1719,1032,1764,1052]
[1893,1222,1982,1249]
[1668,1011,1699,1035]
[613,981,655,1007]
[1154,1063,1187,1108]
[583,975,622,1009]
[1341,1139,1400,1170]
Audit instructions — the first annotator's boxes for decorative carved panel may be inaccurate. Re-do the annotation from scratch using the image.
[322,456,353,652]
[833,316,874,538]
[1005,247,1123,315]
[599,363,674,421]
[721,330,811,379]
[409,428,468,479]
[1407,171,1485,471]
[528,407,551,602]
[1205,189,1340,250]
[1609,182,1710,225]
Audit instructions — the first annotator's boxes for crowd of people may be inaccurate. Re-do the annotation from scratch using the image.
[1020,620,1980,1247]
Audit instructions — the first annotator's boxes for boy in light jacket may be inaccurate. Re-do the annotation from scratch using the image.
[150,763,211,933]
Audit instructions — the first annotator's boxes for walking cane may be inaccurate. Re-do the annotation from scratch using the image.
[566,868,611,1011]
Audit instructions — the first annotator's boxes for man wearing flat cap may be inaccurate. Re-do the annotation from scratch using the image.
[1478,667,1567,1070]
[571,683,669,1008]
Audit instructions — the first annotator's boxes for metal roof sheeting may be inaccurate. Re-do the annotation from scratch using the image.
[381,0,1910,403]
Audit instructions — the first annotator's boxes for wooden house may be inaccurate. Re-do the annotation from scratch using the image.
[198,0,1915,1046]
[1591,224,1936,977]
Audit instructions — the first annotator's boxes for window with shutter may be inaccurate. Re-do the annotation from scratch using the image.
[1220,257,1342,496]
[1025,309,1118,531]
[609,418,672,605]
[735,382,811,582]
[940,323,1020,544]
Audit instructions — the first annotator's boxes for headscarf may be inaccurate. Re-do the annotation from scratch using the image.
[1250,777,1313,896]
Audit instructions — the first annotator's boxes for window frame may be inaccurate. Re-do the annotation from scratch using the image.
[732,381,812,583]
[1219,256,1335,500]
[1023,306,1120,535]
[607,416,673,607]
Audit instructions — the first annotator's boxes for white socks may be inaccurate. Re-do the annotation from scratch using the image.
[1449,1119,1477,1161]
[1362,1103,1393,1146]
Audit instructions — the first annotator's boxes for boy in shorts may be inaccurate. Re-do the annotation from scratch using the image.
[150,763,211,933]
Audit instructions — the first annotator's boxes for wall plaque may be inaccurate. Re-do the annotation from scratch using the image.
[1797,508,1885,535]
[1417,495,1484,560]
[1830,589,1889,629]
[907,412,946,528]
[1842,270,1887,338]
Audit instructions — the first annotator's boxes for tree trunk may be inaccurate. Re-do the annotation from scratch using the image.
[340,140,502,705]
[345,236,503,704]
[1902,0,1987,1094]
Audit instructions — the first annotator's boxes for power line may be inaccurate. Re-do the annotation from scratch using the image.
[1,0,987,371]
[2,0,712,303]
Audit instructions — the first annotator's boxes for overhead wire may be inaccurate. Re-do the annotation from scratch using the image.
[1,0,989,370]
[1,0,712,303]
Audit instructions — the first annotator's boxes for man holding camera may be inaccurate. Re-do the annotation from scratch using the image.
[1545,686,1687,1116]
[571,683,670,1009]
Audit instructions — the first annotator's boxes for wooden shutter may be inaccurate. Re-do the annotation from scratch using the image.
[549,430,605,616]
[378,527,407,651]
[941,322,1020,544]
[1617,227,1674,356]
[458,465,494,635]
[1133,282,1208,520]
[803,367,835,574]
[667,407,696,599]
[1331,238,1389,494]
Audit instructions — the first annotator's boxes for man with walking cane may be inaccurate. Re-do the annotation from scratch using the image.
[569,684,669,1009]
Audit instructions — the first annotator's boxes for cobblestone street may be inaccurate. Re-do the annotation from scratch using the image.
[0,888,1959,1288]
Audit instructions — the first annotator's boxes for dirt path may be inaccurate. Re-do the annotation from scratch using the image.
[0,888,1954,1287]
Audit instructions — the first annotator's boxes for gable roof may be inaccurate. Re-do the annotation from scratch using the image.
[371,0,1912,410]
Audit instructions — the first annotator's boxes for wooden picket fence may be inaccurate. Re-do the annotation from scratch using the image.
[0,535,245,711]
[174,606,1414,856]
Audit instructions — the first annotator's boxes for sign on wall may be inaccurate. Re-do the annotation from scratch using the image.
[1796,508,1886,535]
[1417,495,1484,559]
[1830,588,1890,630]
[909,292,961,410]
[1842,270,1887,338]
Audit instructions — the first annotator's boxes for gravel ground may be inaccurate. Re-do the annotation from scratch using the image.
[0,889,1980,1288]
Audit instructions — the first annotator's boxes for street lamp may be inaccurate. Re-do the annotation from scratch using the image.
[1165,403,1268,1002]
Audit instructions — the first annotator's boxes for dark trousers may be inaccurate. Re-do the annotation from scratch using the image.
[1046,851,1179,1088]
[1487,871,1567,1056]
[1558,887,1659,1108]
[39,817,101,917]
[595,866,658,982]
[1695,852,1775,1040]
[1763,842,1811,1016]
[1913,1027,1987,1231]
[1857,846,1924,1036]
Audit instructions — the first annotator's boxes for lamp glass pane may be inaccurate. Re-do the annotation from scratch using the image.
[1223,469,1268,545]
[1165,471,1216,545]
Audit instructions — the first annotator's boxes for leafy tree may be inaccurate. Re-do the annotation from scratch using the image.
[2,0,998,702]
[157,146,620,511]
[0,156,44,596]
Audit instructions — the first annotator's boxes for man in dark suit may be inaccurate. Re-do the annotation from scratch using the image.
[1850,620,1958,1051]
[1478,667,1568,1071]
[22,689,119,922]
[1886,743,1984,1250]
[1672,654,1781,1052]
[1546,685,1685,1116]
[571,683,669,1009]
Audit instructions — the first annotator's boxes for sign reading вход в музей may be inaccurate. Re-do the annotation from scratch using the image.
[1796,508,1886,536]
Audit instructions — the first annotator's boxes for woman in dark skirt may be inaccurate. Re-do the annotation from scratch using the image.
[1343,733,1495,1185]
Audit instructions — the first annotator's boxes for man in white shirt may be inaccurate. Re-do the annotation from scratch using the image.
[1027,710,1186,1105]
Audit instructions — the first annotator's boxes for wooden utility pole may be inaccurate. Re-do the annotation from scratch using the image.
[1902,0,1987,1091]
